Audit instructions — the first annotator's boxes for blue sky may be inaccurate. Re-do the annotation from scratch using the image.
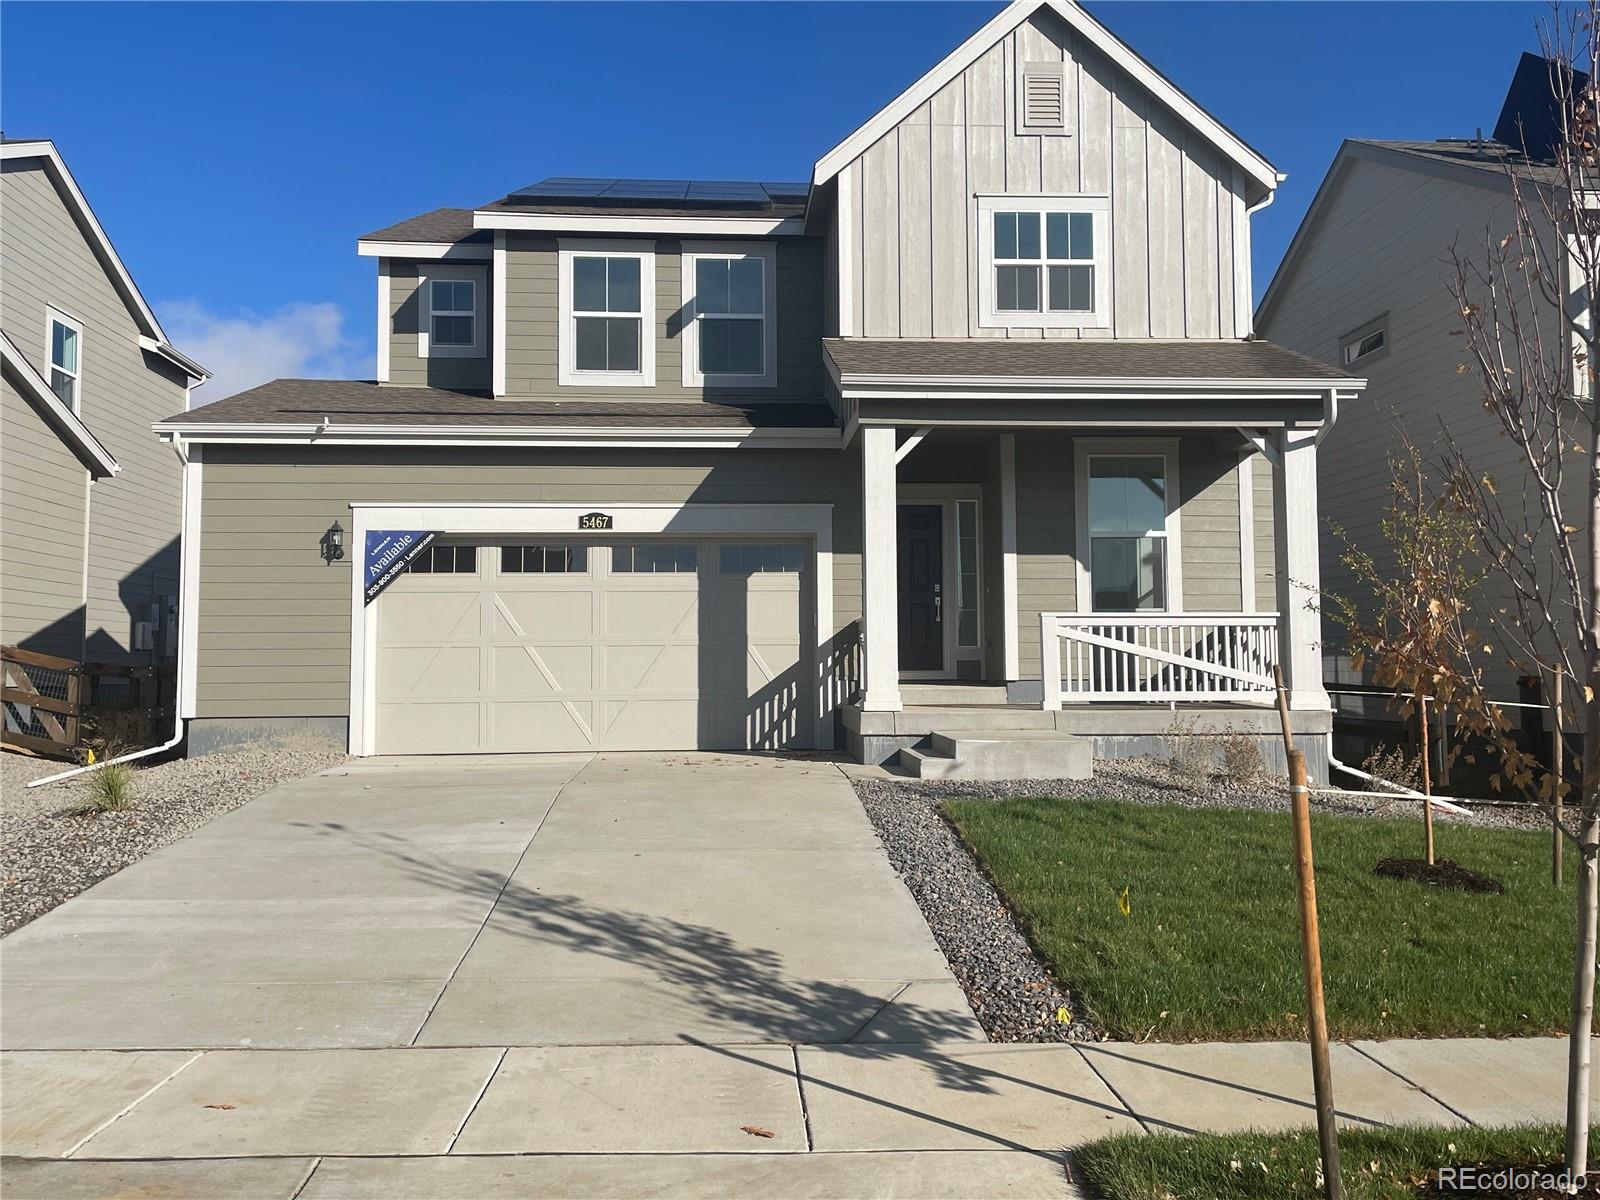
[1,1,1544,399]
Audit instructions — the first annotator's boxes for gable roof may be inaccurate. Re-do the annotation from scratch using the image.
[1,330,119,477]
[1254,138,1531,332]
[0,140,209,383]
[810,0,1281,203]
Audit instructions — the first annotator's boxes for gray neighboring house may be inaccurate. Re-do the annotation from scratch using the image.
[1,138,208,679]
[156,0,1362,777]
[1256,56,1582,751]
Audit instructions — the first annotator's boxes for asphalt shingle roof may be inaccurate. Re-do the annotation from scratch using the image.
[359,208,488,244]
[822,338,1353,382]
[167,379,837,430]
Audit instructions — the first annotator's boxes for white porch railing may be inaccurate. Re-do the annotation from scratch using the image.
[1040,612,1280,709]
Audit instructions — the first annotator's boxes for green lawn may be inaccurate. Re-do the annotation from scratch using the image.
[944,796,1575,1040]
[1072,1123,1570,1199]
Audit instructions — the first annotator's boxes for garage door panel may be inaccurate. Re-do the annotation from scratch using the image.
[378,645,482,699]
[605,644,698,693]
[377,700,480,754]
[492,645,595,696]
[382,592,481,641]
[375,537,812,754]
[603,591,697,637]
[493,591,594,638]
[489,701,595,752]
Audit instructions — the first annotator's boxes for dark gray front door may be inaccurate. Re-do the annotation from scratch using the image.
[898,505,943,672]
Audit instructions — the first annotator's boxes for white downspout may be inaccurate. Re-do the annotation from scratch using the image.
[29,430,195,788]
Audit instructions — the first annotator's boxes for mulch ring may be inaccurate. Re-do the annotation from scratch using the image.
[1375,856,1505,895]
[1417,1162,1600,1197]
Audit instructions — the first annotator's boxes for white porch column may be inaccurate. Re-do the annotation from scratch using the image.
[1272,428,1331,711]
[860,425,902,711]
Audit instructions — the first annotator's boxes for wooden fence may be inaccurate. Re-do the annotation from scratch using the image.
[2,646,171,759]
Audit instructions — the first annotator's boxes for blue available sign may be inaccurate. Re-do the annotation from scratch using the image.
[363,530,437,605]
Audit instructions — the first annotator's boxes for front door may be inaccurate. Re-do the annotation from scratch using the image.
[898,505,943,672]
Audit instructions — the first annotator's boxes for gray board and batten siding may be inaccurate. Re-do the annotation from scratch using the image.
[837,7,1254,341]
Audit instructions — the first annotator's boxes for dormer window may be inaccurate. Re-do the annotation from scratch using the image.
[977,195,1109,330]
[417,265,486,358]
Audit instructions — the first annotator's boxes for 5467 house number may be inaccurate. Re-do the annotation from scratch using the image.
[578,512,613,531]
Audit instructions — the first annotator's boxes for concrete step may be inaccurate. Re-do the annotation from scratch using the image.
[899,683,1011,707]
[893,706,1059,734]
[898,729,1093,781]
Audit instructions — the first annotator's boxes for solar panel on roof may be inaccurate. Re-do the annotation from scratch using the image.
[512,177,619,198]
[602,179,691,199]
[686,180,768,200]
[505,175,810,209]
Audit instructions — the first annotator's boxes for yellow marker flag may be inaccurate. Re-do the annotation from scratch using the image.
[86,748,96,765]
[1117,886,1131,917]
[1056,1005,1071,1024]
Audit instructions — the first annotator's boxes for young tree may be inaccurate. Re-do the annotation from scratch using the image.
[1329,428,1493,865]
[1444,7,1600,1180]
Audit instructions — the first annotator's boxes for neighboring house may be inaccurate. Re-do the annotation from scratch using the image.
[0,139,208,690]
[155,0,1363,777]
[1256,55,1580,756]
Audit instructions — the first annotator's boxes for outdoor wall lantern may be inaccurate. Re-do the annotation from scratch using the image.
[320,520,345,564]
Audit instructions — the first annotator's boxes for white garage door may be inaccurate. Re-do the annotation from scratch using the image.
[373,538,811,754]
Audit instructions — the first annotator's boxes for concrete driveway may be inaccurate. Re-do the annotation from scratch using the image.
[0,752,982,1050]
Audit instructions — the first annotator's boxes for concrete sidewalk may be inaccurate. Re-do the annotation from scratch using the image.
[2,1036,1589,1198]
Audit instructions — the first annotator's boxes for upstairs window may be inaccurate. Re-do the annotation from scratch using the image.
[418,266,486,358]
[682,243,777,388]
[559,240,655,386]
[978,195,1109,330]
[1339,316,1387,366]
[46,308,82,411]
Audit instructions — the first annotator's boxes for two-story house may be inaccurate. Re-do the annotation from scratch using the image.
[155,0,1362,777]
[1256,54,1582,761]
[1,138,208,746]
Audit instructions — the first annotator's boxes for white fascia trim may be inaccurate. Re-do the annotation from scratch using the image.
[1,330,119,476]
[492,232,508,397]
[809,0,1278,199]
[346,502,836,756]
[0,141,211,373]
[476,210,805,237]
[838,373,1366,391]
[357,239,493,260]
[150,422,842,450]
[136,336,211,383]
[375,262,391,383]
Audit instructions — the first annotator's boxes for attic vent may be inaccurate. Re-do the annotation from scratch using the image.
[1018,62,1068,135]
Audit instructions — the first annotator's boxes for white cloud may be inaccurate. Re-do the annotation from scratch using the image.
[160,300,372,402]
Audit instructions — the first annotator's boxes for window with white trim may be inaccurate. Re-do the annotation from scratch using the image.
[1080,450,1176,612]
[1339,315,1387,366]
[977,195,1109,329]
[681,242,777,388]
[417,265,486,358]
[46,307,82,412]
[559,240,656,386]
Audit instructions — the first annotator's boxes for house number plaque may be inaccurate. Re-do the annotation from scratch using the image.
[578,512,613,531]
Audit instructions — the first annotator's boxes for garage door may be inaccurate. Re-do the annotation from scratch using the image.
[373,538,811,754]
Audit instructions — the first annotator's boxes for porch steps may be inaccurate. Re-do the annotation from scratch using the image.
[898,683,1010,707]
[897,729,1093,781]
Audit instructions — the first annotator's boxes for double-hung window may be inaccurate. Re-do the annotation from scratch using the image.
[681,243,777,388]
[46,307,82,411]
[1075,441,1180,613]
[559,240,655,386]
[978,195,1109,329]
[418,266,486,358]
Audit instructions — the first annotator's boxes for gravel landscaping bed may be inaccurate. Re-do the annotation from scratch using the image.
[1,741,346,934]
[851,756,1554,1043]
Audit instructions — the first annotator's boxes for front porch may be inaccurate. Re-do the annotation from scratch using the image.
[827,338,1361,783]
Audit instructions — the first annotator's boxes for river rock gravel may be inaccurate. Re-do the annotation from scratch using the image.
[2,741,346,935]
[851,756,1551,1043]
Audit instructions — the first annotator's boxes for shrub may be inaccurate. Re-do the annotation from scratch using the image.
[79,762,135,813]
[1163,713,1211,778]
[1216,729,1265,783]
[1361,742,1423,793]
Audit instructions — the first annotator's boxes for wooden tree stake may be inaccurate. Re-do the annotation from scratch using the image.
[1289,747,1344,1200]
[1554,665,1564,888]
[1419,694,1435,866]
